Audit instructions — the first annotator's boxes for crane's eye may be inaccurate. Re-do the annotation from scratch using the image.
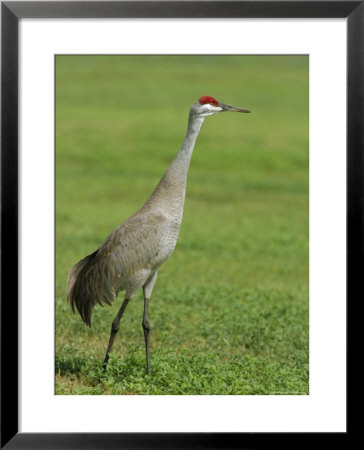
[210,101,217,106]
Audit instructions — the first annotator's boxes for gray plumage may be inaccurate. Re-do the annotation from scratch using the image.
[67,96,250,374]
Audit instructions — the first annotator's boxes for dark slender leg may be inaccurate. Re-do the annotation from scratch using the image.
[142,297,151,375]
[103,297,130,370]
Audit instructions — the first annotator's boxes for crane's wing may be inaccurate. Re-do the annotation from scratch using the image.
[67,211,168,327]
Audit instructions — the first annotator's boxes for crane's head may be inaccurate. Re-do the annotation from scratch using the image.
[190,95,250,118]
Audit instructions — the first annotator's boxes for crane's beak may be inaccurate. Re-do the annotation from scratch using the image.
[219,102,251,113]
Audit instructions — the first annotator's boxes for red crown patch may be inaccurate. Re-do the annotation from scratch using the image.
[198,96,218,106]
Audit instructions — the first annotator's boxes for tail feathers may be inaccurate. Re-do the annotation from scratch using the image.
[66,250,115,327]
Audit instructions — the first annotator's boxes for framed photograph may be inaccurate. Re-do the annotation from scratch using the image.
[1,1,355,447]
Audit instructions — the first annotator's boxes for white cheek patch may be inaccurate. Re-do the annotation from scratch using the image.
[203,104,223,115]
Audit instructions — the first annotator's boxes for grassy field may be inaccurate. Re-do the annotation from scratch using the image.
[55,55,309,395]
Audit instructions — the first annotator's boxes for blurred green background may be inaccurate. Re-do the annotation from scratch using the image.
[56,55,309,395]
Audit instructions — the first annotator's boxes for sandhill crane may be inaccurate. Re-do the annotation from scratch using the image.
[67,96,250,374]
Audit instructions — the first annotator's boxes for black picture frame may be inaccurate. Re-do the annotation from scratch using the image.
[1,1,356,448]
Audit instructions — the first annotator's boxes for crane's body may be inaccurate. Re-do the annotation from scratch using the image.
[67,96,250,374]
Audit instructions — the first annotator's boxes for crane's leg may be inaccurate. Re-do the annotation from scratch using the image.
[142,271,157,375]
[103,297,130,370]
[142,297,151,375]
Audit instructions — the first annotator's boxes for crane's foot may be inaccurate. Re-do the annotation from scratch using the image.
[102,324,118,371]
[142,320,151,375]
[102,354,110,371]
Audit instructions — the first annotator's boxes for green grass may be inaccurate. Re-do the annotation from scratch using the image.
[56,55,309,395]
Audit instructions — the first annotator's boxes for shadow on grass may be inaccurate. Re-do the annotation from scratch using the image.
[55,351,87,376]
[55,344,141,383]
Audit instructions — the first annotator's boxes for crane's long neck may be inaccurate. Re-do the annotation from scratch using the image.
[142,113,204,212]
[168,113,204,181]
